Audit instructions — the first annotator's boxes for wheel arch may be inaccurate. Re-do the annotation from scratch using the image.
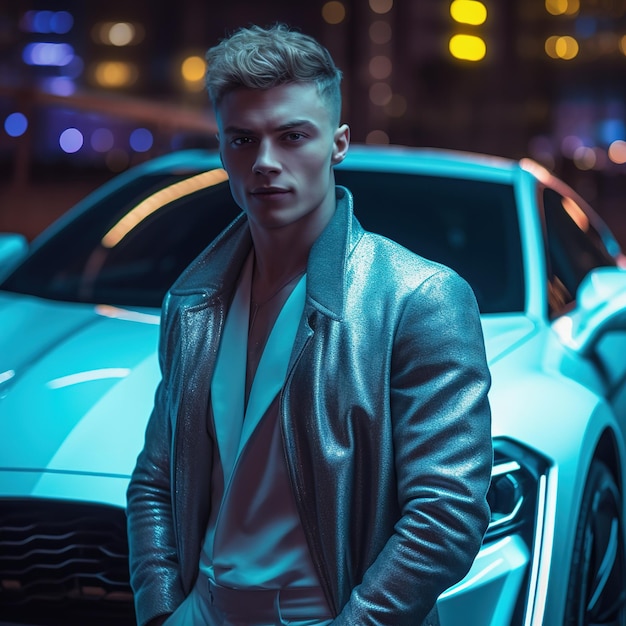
[594,426,624,496]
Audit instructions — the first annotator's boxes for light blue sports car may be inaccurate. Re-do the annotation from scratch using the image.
[1,145,626,626]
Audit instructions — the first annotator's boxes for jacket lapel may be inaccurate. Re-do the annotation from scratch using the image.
[210,253,252,488]
[237,273,307,456]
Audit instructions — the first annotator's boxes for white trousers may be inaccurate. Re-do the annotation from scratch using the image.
[163,575,334,626]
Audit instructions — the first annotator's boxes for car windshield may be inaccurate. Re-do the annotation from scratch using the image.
[1,166,524,314]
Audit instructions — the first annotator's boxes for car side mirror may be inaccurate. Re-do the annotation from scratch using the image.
[554,267,626,358]
[0,233,28,283]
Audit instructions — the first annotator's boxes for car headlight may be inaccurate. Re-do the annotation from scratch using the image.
[485,438,554,626]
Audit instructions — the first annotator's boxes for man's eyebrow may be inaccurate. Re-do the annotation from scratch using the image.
[223,120,317,135]
[275,119,316,131]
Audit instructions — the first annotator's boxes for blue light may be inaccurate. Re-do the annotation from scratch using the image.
[50,11,73,34]
[20,10,74,33]
[4,112,28,137]
[33,10,53,33]
[130,128,153,152]
[41,77,76,96]
[23,42,75,67]
[575,17,596,39]
[59,128,84,153]
[599,118,626,145]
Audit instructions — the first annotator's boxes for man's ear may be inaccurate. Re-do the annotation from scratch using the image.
[331,124,350,165]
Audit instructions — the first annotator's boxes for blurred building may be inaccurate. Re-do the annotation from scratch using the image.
[1,0,626,238]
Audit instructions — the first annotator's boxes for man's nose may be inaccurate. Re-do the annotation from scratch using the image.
[253,139,281,174]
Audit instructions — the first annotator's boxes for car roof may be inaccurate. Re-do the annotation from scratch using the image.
[132,145,523,184]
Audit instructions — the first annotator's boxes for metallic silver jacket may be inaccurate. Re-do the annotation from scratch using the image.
[127,187,492,626]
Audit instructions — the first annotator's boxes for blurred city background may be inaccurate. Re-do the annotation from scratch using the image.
[1,0,626,242]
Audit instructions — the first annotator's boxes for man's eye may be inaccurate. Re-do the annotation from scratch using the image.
[285,132,304,141]
[232,137,253,146]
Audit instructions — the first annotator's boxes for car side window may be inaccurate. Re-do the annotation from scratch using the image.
[542,187,615,317]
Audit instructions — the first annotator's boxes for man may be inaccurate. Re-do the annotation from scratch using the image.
[127,23,492,626]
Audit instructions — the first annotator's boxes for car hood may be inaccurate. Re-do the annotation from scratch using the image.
[0,292,535,478]
[480,314,537,365]
[0,291,160,477]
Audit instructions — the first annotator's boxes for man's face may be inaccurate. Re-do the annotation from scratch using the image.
[216,82,349,234]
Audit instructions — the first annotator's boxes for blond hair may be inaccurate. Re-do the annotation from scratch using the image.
[205,24,343,126]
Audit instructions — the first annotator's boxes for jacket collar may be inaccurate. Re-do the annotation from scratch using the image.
[169,185,363,320]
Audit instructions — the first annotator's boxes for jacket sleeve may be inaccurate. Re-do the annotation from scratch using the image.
[333,269,493,626]
[126,293,184,626]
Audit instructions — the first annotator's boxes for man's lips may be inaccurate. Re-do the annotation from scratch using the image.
[250,186,290,195]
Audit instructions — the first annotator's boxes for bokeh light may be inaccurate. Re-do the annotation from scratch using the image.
[109,23,135,46]
[94,62,138,88]
[366,130,390,144]
[59,128,84,154]
[369,82,392,106]
[369,20,392,44]
[561,135,584,159]
[449,34,487,61]
[545,35,579,59]
[322,1,346,25]
[91,128,115,152]
[182,56,206,82]
[4,112,28,138]
[23,42,75,66]
[93,22,144,46]
[41,77,76,96]
[450,0,487,26]
[608,140,626,164]
[573,145,596,170]
[20,10,73,34]
[369,55,392,80]
[369,0,393,15]
[130,128,153,152]
[545,0,579,16]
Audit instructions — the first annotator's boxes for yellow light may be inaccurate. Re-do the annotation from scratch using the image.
[620,34,626,55]
[565,0,580,15]
[94,61,137,88]
[322,1,346,24]
[450,0,487,26]
[449,34,486,61]
[182,56,206,82]
[545,35,578,59]
[545,0,568,15]
[545,0,579,15]
[102,169,229,248]
[557,35,578,59]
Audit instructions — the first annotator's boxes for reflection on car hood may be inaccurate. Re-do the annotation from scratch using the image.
[0,292,160,477]
[0,291,535,478]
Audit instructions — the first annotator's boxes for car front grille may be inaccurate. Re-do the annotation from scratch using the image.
[0,498,135,626]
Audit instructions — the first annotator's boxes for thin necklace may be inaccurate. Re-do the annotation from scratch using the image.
[251,271,305,308]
